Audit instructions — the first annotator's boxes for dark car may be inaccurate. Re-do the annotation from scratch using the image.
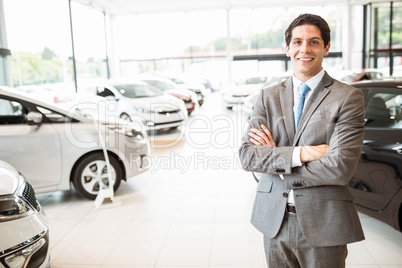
[349,80,402,231]
[252,80,402,231]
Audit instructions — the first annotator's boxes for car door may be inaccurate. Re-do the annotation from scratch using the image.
[0,96,62,189]
[350,87,402,211]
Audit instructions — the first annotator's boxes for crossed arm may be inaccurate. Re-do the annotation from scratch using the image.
[248,124,329,163]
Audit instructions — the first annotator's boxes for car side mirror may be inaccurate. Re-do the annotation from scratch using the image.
[27,111,43,125]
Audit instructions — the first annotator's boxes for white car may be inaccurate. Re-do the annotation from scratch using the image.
[242,72,292,118]
[223,75,269,109]
[139,75,198,115]
[0,86,150,200]
[154,73,207,106]
[0,160,50,268]
[83,81,188,131]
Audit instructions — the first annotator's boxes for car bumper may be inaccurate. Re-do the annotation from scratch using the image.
[142,111,187,131]
[0,215,50,268]
[224,95,247,107]
[117,132,151,179]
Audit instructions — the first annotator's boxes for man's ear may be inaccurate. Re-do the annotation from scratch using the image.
[324,42,331,56]
[286,45,290,57]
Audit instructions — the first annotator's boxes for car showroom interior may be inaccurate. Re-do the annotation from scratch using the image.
[0,0,401,267]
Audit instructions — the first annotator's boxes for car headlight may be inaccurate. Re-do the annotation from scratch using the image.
[0,195,35,222]
[136,107,151,113]
[0,176,38,222]
[111,124,146,141]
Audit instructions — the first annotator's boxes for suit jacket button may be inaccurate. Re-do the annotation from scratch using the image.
[283,193,288,198]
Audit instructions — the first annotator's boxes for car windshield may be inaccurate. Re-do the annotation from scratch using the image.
[145,80,175,91]
[113,83,161,98]
[244,77,268,84]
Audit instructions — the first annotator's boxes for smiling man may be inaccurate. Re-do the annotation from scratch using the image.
[239,14,365,267]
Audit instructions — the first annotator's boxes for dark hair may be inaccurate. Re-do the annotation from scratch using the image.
[285,13,331,47]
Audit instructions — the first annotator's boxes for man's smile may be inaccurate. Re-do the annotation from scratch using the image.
[298,57,314,62]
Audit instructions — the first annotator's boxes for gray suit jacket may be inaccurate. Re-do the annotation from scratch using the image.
[239,72,365,247]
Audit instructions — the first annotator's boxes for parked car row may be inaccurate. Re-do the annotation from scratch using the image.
[250,79,402,232]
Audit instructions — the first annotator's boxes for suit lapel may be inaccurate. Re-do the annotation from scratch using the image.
[279,78,295,145]
[293,73,334,145]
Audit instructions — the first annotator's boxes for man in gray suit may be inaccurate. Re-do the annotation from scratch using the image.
[239,13,365,267]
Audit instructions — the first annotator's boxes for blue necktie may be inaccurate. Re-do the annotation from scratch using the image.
[295,83,310,129]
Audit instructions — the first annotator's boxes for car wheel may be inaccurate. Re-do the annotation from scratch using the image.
[253,172,261,183]
[72,153,122,200]
[120,112,132,122]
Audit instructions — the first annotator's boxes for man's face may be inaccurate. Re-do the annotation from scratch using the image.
[286,24,330,82]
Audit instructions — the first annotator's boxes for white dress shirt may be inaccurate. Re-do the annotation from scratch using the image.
[282,68,325,205]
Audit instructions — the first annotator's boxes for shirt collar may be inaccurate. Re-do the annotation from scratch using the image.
[292,68,325,93]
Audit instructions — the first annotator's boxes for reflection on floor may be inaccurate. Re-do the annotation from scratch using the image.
[37,92,402,268]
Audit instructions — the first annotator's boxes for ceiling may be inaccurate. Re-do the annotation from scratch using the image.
[74,0,386,16]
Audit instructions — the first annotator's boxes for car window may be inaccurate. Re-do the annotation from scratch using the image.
[0,99,23,115]
[365,91,402,129]
[97,87,115,98]
[114,84,161,98]
[36,106,69,123]
[145,80,173,90]
[0,98,26,124]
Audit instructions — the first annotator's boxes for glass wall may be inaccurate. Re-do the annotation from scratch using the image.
[3,1,399,92]
[229,5,345,81]
[364,2,402,77]
[2,0,108,96]
[3,0,72,89]
[116,5,345,87]
[70,2,109,89]
[115,10,228,86]
[0,0,10,86]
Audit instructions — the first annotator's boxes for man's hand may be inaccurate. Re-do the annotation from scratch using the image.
[248,124,275,147]
[300,145,329,163]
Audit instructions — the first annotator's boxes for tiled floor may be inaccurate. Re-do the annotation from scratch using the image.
[37,92,402,268]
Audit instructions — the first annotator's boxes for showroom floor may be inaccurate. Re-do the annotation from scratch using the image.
[37,92,402,268]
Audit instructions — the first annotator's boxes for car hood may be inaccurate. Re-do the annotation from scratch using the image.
[231,84,263,95]
[164,89,192,99]
[0,161,21,195]
[120,94,183,112]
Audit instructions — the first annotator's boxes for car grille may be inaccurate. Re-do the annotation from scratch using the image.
[22,182,39,210]
[232,94,248,97]
[157,109,180,114]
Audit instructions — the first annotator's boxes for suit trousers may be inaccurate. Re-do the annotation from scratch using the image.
[263,213,348,268]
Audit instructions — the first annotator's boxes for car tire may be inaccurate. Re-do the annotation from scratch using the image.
[253,172,261,183]
[120,112,132,122]
[72,152,122,200]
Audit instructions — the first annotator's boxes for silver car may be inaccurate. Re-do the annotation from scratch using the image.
[0,86,150,200]
[83,80,188,131]
[0,160,50,268]
[223,75,269,109]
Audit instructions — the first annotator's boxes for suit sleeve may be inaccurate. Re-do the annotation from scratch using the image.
[238,88,294,175]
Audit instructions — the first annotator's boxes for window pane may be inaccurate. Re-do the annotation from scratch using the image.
[71,2,108,87]
[3,0,73,88]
